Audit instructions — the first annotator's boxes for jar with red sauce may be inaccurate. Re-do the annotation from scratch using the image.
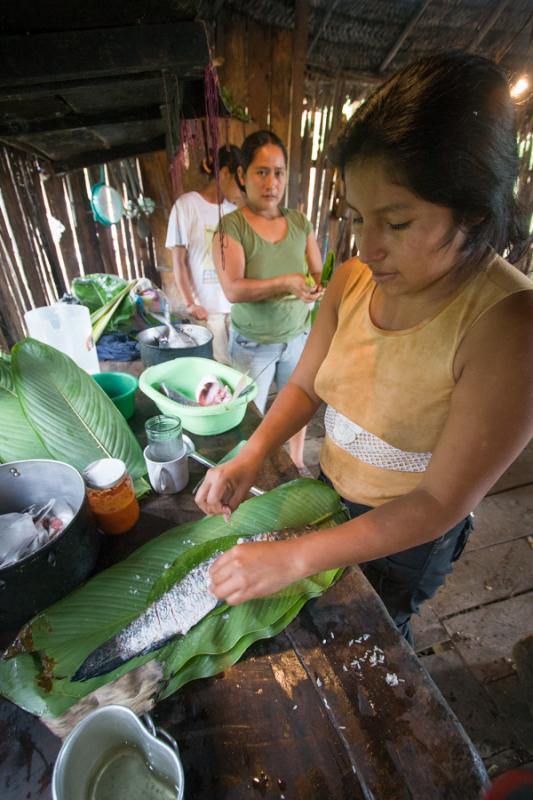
[82,458,140,534]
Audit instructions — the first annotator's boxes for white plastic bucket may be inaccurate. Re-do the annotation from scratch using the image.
[25,304,100,374]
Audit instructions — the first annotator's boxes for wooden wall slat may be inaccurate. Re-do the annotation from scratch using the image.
[247,19,271,129]
[0,150,49,308]
[270,27,293,149]
[219,11,248,115]
[44,172,81,286]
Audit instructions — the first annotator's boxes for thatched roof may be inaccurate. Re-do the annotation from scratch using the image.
[221,0,532,85]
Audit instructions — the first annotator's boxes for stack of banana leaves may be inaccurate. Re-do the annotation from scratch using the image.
[0,339,149,497]
[0,481,347,718]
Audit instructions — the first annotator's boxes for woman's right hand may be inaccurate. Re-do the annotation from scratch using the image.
[284,273,323,303]
[187,303,209,321]
[195,453,260,521]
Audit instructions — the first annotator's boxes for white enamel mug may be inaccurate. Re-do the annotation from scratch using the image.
[52,704,184,800]
[143,445,189,494]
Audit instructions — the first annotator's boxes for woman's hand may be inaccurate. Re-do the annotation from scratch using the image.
[187,303,209,321]
[284,273,324,303]
[209,538,303,604]
[196,454,260,520]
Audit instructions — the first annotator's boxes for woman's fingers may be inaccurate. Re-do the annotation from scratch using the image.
[195,464,252,517]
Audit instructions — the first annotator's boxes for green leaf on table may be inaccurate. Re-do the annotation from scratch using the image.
[0,480,347,717]
[12,338,145,478]
[0,356,51,463]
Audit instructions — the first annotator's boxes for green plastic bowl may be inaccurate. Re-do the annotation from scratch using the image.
[92,372,138,420]
[139,357,257,436]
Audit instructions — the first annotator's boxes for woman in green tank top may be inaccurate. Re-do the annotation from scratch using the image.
[212,130,324,472]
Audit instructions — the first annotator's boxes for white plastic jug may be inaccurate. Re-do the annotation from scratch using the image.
[25,304,100,374]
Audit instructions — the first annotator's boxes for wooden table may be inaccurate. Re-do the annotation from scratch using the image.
[0,360,489,799]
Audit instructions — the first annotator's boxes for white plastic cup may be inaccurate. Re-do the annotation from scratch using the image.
[143,446,189,494]
[25,304,100,374]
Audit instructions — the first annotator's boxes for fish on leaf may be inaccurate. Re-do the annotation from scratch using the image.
[71,529,305,682]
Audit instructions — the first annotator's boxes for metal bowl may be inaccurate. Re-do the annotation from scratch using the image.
[0,460,100,632]
[137,324,213,368]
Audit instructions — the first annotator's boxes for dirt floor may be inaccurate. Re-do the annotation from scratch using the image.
[296,404,533,779]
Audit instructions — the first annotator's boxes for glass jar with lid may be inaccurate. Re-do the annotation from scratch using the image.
[83,458,140,535]
[145,415,184,462]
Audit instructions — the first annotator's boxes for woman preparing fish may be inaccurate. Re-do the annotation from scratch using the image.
[212,130,324,473]
[198,53,533,644]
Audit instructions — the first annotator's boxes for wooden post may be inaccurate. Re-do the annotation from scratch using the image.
[288,0,310,208]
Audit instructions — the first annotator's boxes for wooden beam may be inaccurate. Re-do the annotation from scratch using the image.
[0,23,209,89]
[288,0,310,209]
[307,0,341,58]
[378,0,432,73]
[468,0,511,51]
[0,106,164,137]
[51,136,167,174]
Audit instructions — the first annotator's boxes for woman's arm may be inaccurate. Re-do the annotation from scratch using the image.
[196,261,352,517]
[212,231,319,304]
[170,247,208,320]
[305,232,324,285]
[208,290,533,604]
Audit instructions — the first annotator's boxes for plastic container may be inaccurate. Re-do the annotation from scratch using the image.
[139,357,257,436]
[83,458,139,534]
[92,372,138,420]
[25,304,100,374]
[145,415,184,461]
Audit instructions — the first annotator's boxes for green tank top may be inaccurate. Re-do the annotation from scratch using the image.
[219,207,313,343]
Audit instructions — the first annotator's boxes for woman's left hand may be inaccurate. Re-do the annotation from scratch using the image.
[208,538,303,605]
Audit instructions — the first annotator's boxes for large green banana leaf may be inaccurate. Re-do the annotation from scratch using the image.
[0,479,347,718]
[0,357,51,462]
[10,338,145,478]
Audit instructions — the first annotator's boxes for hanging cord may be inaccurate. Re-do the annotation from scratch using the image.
[204,61,227,269]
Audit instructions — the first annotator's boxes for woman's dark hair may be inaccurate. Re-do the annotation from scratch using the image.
[236,130,288,190]
[332,51,529,269]
[200,144,242,177]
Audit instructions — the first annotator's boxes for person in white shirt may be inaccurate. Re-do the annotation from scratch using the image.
[165,145,243,363]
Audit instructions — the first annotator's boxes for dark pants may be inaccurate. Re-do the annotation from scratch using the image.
[319,471,473,646]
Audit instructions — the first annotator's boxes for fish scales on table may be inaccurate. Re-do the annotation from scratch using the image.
[72,528,311,683]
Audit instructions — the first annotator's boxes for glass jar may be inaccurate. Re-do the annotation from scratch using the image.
[83,458,140,535]
[145,415,184,462]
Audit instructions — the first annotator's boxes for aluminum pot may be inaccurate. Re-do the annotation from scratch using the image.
[0,459,100,632]
[52,705,184,800]
[137,323,213,368]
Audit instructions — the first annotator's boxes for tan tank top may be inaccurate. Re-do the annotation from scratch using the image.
[314,254,533,506]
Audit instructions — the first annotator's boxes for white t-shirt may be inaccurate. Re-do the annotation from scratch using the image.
[165,191,234,313]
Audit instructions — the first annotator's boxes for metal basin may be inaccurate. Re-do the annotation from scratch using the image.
[137,324,213,367]
[0,459,100,632]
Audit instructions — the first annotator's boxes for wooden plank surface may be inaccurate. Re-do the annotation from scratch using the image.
[419,644,514,758]
[442,592,533,684]
[412,600,449,652]
[430,538,533,617]
[468,485,533,551]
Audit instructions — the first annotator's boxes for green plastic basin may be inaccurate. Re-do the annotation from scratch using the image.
[92,372,138,420]
[139,357,257,436]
